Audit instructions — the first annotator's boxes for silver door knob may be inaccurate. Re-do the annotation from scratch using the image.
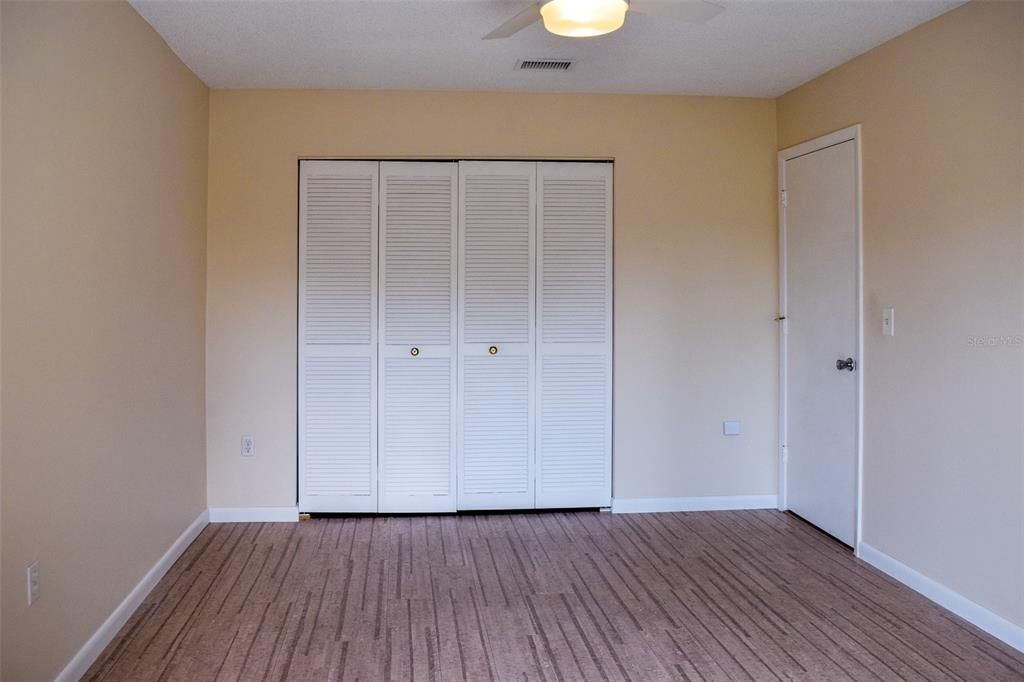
[410,347,419,357]
[836,357,855,371]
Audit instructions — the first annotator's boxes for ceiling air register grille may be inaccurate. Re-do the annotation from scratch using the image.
[517,59,575,72]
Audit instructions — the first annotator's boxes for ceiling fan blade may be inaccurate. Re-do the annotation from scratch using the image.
[483,3,542,39]
[628,0,725,25]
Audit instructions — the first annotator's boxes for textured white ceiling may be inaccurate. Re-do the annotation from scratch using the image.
[130,0,962,97]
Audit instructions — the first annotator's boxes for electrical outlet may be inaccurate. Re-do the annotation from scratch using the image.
[27,561,40,605]
[241,435,255,457]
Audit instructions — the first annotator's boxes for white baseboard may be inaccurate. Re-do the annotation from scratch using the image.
[55,509,209,682]
[858,542,1024,654]
[611,494,778,514]
[208,506,299,522]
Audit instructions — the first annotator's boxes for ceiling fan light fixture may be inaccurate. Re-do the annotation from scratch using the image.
[539,0,629,38]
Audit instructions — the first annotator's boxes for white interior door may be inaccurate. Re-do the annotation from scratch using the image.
[379,162,458,513]
[781,133,860,545]
[299,160,379,513]
[457,161,536,509]
[536,162,613,508]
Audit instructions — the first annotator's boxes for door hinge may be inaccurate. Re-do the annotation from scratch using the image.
[780,189,788,208]
[781,444,789,463]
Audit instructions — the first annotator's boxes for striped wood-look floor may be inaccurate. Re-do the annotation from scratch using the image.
[86,510,1024,681]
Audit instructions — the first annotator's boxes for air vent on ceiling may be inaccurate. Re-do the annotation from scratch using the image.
[517,59,575,72]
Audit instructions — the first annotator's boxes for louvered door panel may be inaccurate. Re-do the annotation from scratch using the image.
[379,162,458,513]
[539,357,607,490]
[537,162,612,508]
[462,356,531,499]
[299,160,379,513]
[457,162,536,509]
[303,357,373,496]
[381,357,452,501]
[383,173,455,346]
[462,166,533,343]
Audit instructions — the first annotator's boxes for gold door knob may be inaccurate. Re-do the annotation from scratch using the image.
[488,345,498,355]
[410,347,419,357]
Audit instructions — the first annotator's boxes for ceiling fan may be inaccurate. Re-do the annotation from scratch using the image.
[484,0,725,40]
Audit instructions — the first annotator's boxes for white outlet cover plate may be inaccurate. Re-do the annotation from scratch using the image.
[723,420,741,436]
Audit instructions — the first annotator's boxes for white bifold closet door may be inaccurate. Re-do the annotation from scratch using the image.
[378,162,459,513]
[298,161,379,513]
[457,162,536,509]
[536,162,613,508]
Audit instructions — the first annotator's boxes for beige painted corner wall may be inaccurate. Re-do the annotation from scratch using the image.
[206,91,778,509]
[1,2,209,679]
[778,0,1024,627]
[0,2,4,674]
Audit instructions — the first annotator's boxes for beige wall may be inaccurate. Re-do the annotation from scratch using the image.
[0,2,4,673]
[1,2,209,679]
[206,91,778,509]
[778,1,1024,627]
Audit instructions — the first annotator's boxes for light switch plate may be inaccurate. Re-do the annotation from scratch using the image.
[27,561,40,605]
[882,307,895,336]
[723,420,741,436]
